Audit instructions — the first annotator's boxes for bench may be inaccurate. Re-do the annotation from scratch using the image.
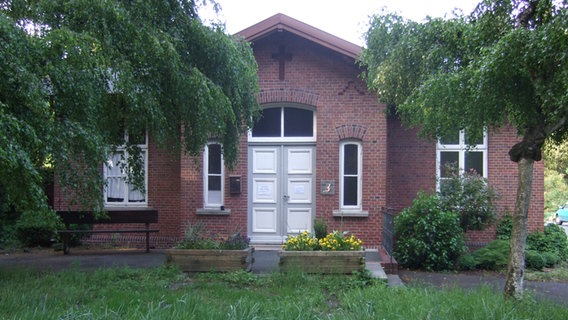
[57,209,159,254]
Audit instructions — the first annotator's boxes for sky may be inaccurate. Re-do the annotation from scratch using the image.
[198,0,480,46]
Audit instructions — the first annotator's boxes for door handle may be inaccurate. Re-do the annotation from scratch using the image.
[283,195,290,201]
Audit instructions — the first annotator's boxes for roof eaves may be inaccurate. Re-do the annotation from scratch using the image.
[236,13,362,59]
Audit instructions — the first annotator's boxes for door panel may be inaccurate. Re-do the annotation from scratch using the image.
[287,149,312,174]
[287,179,312,203]
[249,145,315,244]
[252,208,277,233]
[287,208,312,233]
[253,149,277,173]
[252,178,277,203]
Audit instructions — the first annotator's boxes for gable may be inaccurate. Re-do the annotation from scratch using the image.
[236,13,362,60]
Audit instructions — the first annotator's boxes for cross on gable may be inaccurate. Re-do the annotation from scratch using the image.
[271,45,292,81]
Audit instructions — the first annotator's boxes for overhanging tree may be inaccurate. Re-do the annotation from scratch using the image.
[0,0,259,211]
[362,0,568,299]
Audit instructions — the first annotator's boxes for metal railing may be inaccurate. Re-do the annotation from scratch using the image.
[382,207,395,273]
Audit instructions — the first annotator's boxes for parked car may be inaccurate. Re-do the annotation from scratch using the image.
[555,205,568,225]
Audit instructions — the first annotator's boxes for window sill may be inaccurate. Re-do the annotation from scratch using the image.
[332,210,369,218]
[196,208,231,216]
[104,204,149,209]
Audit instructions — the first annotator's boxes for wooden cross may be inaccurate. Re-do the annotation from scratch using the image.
[271,45,292,80]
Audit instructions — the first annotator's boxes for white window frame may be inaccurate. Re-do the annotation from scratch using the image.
[436,130,488,191]
[247,104,317,143]
[203,142,224,209]
[339,141,363,211]
[103,131,148,207]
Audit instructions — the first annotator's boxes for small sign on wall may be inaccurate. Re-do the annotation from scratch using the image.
[320,180,335,195]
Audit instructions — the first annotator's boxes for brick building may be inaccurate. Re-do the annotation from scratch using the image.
[54,14,544,249]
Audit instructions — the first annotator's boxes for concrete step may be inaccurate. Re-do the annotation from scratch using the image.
[366,261,387,281]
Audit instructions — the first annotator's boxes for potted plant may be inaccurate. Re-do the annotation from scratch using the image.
[279,230,365,274]
[165,223,254,272]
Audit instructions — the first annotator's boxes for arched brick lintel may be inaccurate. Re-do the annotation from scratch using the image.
[336,124,367,141]
[258,89,320,106]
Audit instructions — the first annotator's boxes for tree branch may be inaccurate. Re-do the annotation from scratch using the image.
[516,0,539,28]
[544,115,568,136]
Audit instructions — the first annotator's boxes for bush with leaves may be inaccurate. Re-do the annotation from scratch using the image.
[313,218,328,240]
[525,250,546,271]
[527,223,568,263]
[15,209,62,247]
[438,164,497,232]
[496,213,513,240]
[394,192,466,271]
[466,228,567,271]
[471,239,510,270]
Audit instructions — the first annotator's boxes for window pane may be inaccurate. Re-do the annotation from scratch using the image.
[107,177,125,202]
[284,107,313,137]
[208,190,222,205]
[343,144,358,175]
[465,151,484,176]
[208,144,222,174]
[343,177,358,206]
[208,176,222,191]
[440,152,459,177]
[128,150,146,202]
[252,108,281,137]
[439,132,459,145]
[106,152,125,202]
[128,185,146,202]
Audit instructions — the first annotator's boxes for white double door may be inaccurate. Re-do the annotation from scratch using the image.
[248,145,315,244]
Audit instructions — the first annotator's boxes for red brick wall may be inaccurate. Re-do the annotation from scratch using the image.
[386,117,437,212]
[177,138,250,242]
[53,30,545,250]
[265,33,386,248]
[386,118,545,246]
[147,140,180,244]
[52,138,181,248]
[180,32,387,247]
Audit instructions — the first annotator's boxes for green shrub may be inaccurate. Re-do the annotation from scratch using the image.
[15,209,62,247]
[471,240,510,270]
[438,164,497,232]
[458,253,477,271]
[63,224,93,248]
[541,251,560,267]
[313,218,327,240]
[527,224,568,261]
[394,192,466,271]
[525,250,546,271]
[496,213,513,240]
[0,209,20,250]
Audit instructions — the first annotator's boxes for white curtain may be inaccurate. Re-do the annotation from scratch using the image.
[106,153,125,201]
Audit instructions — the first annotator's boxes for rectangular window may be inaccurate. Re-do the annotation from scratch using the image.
[104,131,148,206]
[437,130,487,191]
[340,142,362,209]
[204,142,224,208]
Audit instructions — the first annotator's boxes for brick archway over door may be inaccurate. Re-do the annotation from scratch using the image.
[258,89,320,106]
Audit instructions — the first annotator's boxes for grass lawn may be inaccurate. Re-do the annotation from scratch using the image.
[1,266,567,319]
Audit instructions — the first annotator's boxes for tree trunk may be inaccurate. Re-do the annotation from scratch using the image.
[503,157,534,299]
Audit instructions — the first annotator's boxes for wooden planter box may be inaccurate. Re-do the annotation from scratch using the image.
[165,247,254,272]
[278,250,365,274]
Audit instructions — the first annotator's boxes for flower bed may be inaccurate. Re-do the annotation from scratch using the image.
[166,223,253,272]
[279,231,364,274]
[166,247,254,272]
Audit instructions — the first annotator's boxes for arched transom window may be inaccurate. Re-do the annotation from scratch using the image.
[249,105,316,142]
